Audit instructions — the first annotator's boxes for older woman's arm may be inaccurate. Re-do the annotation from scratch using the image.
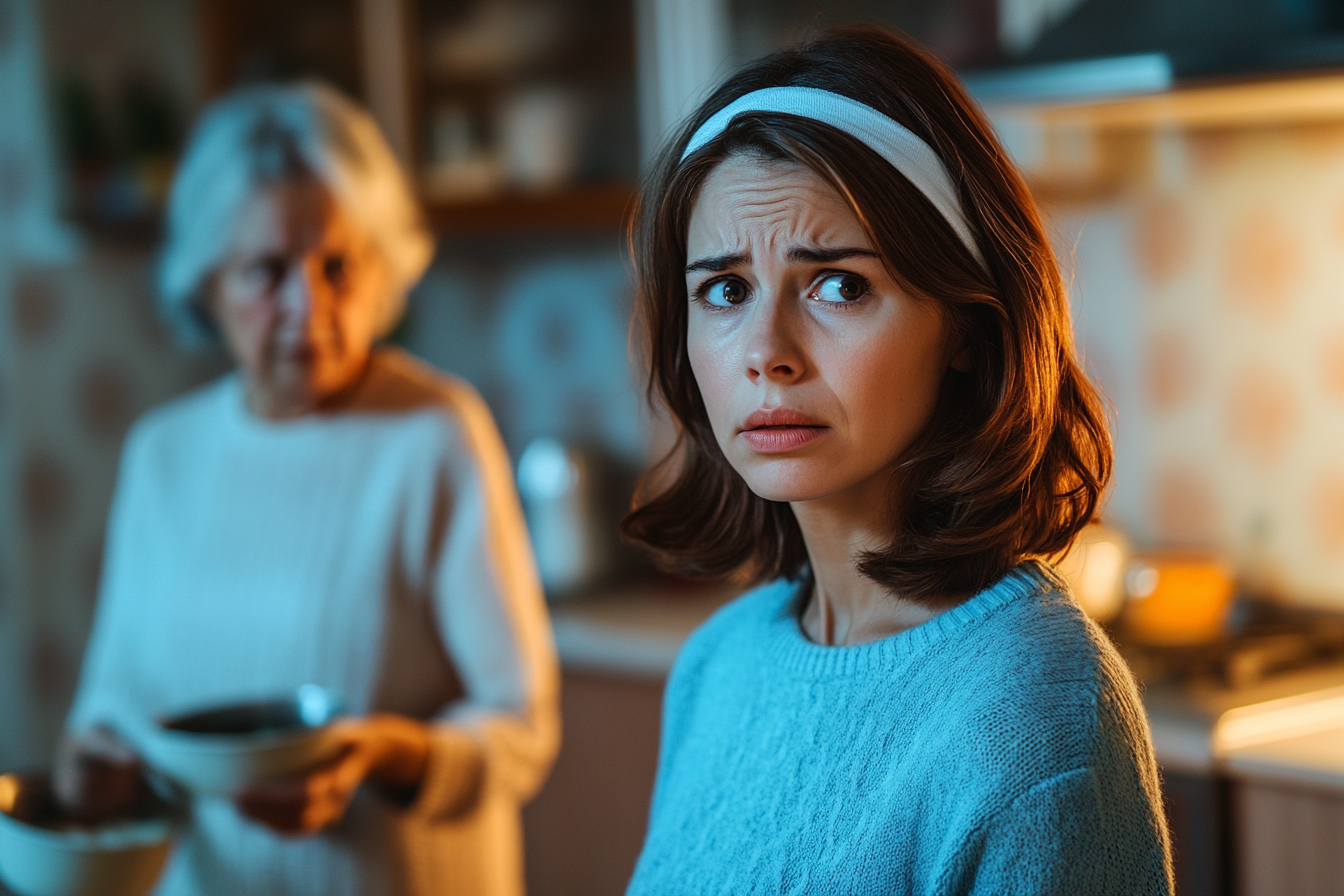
[57,421,160,820]
[232,370,558,835]
[412,379,561,819]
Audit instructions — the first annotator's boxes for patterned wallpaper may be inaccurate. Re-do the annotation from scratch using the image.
[0,252,224,767]
[1044,120,1344,610]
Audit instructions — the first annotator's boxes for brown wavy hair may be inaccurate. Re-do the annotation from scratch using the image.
[620,25,1111,605]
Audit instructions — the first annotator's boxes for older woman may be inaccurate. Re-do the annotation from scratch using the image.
[54,83,558,896]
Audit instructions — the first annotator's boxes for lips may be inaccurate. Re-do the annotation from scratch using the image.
[279,343,319,366]
[738,408,829,453]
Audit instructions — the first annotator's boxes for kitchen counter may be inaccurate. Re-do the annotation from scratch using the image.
[549,587,1344,785]
[1214,682,1344,792]
[549,584,737,678]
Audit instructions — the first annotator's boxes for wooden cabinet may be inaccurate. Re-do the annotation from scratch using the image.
[522,670,663,896]
[200,0,363,100]
[1234,780,1344,896]
[200,0,641,233]
[1161,768,1231,896]
[727,0,999,70]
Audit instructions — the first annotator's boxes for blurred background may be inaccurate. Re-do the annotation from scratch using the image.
[7,1,1344,894]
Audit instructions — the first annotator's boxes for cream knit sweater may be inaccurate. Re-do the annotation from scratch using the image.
[68,348,559,896]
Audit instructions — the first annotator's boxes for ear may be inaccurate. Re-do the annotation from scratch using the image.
[950,343,973,373]
[198,272,223,320]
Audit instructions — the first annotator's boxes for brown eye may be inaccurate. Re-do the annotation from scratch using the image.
[323,255,348,285]
[248,257,287,289]
[702,278,749,307]
[814,273,868,303]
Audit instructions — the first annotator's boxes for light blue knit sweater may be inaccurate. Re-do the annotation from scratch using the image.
[628,562,1173,896]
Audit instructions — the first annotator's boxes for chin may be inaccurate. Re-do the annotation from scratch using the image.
[735,460,851,504]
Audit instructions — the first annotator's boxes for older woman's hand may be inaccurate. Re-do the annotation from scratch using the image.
[233,714,431,836]
[54,726,149,824]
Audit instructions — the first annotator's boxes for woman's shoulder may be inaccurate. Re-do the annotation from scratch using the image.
[947,562,1151,772]
[355,348,482,419]
[700,577,800,636]
[346,348,507,453]
[123,375,239,456]
[971,561,1132,696]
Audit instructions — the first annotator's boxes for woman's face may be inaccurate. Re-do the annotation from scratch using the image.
[210,180,388,418]
[685,154,956,508]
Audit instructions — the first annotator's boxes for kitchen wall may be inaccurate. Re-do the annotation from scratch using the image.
[0,253,226,765]
[403,237,649,466]
[1041,118,1344,609]
[0,0,227,767]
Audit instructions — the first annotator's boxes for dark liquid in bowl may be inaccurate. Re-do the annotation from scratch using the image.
[1,774,171,830]
[162,701,311,736]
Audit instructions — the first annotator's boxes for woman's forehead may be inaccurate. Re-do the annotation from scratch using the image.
[229,180,358,254]
[687,155,872,258]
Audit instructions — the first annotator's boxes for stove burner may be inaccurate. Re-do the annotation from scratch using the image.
[1117,602,1344,689]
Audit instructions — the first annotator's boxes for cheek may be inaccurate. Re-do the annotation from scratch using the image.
[216,290,276,361]
[833,320,948,443]
[686,319,736,438]
[334,267,388,342]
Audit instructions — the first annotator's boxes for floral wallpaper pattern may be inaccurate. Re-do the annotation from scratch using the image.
[1049,120,1344,609]
[1,253,223,767]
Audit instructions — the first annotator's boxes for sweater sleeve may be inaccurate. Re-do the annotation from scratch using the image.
[409,384,560,821]
[964,767,1173,896]
[66,421,154,746]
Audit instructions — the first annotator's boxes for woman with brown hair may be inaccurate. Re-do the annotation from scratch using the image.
[622,26,1172,895]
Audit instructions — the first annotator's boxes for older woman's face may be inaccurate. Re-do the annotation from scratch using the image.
[211,180,388,418]
[685,155,955,508]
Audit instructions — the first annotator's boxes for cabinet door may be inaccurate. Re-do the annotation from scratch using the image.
[1161,769,1230,896]
[727,0,1000,70]
[523,670,664,896]
[1235,779,1344,896]
[412,0,638,201]
[201,0,362,98]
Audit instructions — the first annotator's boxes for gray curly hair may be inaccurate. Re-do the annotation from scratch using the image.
[158,82,434,347]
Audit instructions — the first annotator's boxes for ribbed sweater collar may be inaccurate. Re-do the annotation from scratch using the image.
[218,373,331,437]
[766,561,1058,680]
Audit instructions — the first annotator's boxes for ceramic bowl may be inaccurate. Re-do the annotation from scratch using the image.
[141,685,344,796]
[0,772,174,896]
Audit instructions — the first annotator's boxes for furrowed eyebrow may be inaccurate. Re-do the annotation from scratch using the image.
[685,252,750,274]
[786,246,880,263]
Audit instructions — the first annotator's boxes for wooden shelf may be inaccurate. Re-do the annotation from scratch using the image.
[990,69,1344,131]
[981,70,1344,206]
[425,183,636,235]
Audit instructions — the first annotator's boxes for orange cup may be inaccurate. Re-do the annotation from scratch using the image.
[1123,555,1236,646]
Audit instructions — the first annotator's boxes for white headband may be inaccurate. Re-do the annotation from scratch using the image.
[681,86,987,271]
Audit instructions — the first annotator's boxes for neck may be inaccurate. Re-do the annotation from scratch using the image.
[792,478,944,647]
[244,381,318,420]
[242,356,373,421]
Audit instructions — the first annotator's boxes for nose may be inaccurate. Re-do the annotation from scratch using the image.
[278,257,325,330]
[743,291,805,385]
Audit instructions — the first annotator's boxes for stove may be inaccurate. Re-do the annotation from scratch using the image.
[1114,600,1344,896]
[1117,601,1344,691]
